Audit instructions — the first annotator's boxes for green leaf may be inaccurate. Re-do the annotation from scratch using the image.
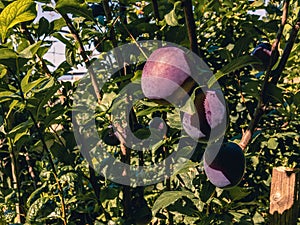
[0,65,7,78]
[22,77,48,95]
[55,0,94,21]
[36,16,50,37]
[228,187,251,201]
[26,197,56,223]
[0,47,27,70]
[19,41,43,59]
[164,1,181,26]
[267,138,278,150]
[26,182,48,208]
[265,83,283,104]
[0,88,22,103]
[152,190,194,216]
[251,0,264,7]
[20,68,33,90]
[0,48,18,60]
[0,0,37,42]
[293,92,300,106]
[207,55,262,88]
[8,120,33,141]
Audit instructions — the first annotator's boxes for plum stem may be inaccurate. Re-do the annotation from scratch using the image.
[239,0,299,151]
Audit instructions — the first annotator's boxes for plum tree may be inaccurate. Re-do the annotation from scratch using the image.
[182,89,228,142]
[141,47,195,105]
[203,142,245,188]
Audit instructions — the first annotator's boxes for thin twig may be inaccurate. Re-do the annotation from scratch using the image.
[118,18,148,59]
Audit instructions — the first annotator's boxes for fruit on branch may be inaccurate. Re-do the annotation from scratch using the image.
[101,125,120,146]
[91,4,105,17]
[90,4,106,25]
[182,89,227,142]
[251,43,279,71]
[131,196,152,225]
[141,47,195,105]
[203,142,245,188]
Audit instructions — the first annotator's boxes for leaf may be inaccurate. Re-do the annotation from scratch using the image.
[0,48,18,60]
[265,83,283,104]
[8,120,33,143]
[0,0,37,42]
[293,92,300,106]
[207,55,262,88]
[0,47,27,70]
[36,16,50,37]
[55,0,94,21]
[22,77,48,95]
[0,88,22,103]
[267,138,278,150]
[164,1,181,26]
[228,186,251,201]
[250,0,264,7]
[26,197,56,223]
[19,41,43,59]
[0,65,7,78]
[20,68,33,90]
[152,190,194,216]
[26,182,48,208]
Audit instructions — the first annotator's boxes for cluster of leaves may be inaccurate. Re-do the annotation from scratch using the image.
[0,0,299,224]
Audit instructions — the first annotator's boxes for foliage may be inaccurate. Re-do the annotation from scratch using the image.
[0,0,299,224]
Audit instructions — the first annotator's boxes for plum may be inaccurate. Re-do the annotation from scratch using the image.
[182,89,227,142]
[251,43,278,71]
[203,142,245,188]
[91,4,105,18]
[101,125,120,146]
[141,47,195,105]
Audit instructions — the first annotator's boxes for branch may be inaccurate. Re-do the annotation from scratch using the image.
[239,0,291,150]
[60,14,102,104]
[271,10,300,84]
[11,71,67,225]
[152,0,160,21]
[182,0,199,55]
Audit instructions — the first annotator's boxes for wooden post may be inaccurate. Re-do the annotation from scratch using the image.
[269,167,300,225]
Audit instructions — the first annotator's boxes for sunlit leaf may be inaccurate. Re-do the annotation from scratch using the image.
[0,0,36,42]
[55,0,93,20]
[152,190,194,216]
